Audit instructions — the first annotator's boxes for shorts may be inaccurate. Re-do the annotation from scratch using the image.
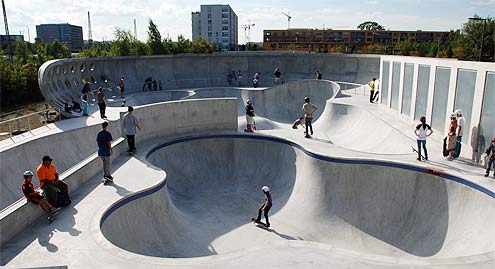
[246,115,254,125]
[28,194,44,204]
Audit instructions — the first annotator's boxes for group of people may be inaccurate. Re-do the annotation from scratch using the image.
[228,69,323,89]
[227,70,243,86]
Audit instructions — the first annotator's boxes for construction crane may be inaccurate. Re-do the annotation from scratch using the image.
[281,11,291,29]
[240,20,255,44]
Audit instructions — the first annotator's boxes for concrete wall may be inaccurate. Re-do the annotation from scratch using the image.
[38,53,379,111]
[379,56,495,160]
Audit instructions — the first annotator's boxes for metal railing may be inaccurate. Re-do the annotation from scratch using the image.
[335,81,368,96]
[0,109,60,142]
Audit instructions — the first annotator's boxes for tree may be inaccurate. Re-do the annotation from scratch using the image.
[462,15,494,61]
[46,40,70,59]
[14,40,31,65]
[176,35,192,54]
[192,37,210,53]
[147,19,165,55]
[357,21,385,31]
[110,28,133,56]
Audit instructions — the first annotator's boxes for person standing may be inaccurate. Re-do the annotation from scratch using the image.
[368,78,377,103]
[118,76,125,98]
[97,122,113,184]
[316,70,322,80]
[274,67,281,84]
[484,138,495,178]
[36,155,70,207]
[254,186,272,228]
[454,109,465,158]
[96,87,107,119]
[122,106,141,154]
[447,114,458,161]
[244,100,256,133]
[253,72,260,88]
[237,70,243,86]
[302,97,317,138]
[414,116,433,161]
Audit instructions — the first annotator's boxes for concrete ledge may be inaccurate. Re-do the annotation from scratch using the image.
[0,137,126,246]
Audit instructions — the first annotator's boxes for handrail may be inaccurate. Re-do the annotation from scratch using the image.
[0,108,60,142]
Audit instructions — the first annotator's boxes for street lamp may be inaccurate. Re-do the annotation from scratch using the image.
[469,17,487,62]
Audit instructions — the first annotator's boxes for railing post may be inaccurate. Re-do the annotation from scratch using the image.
[15,110,20,132]
[27,116,32,133]
[8,121,12,140]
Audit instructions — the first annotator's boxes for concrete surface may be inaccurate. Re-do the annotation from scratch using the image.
[38,53,379,114]
[1,79,495,268]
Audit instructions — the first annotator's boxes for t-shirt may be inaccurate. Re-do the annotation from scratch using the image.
[415,123,431,140]
[265,192,272,207]
[246,104,255,117]
[97,91,105,104]
[36,163,58,188]
[316,73,322,80]
[122,113,138,135]
[97,129,113,156]
[457,116,465,136]
[368,81,375,91]
[302,103,316,118]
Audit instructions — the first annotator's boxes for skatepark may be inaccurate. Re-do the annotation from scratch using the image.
[1,53,494,268]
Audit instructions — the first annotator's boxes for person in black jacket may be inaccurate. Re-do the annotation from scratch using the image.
[244,100,256,132]
[484,138,495,178]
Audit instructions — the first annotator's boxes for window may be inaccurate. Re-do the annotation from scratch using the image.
[208,20,212,25]
[216,32,219,37]
[222,8,228,12]
[207,13,212,19]
[265,32,271,36]
[222,32,229,37]
[208,32,212,37]
[222,26,228,31]
[222,14,228,18]
[208,26,212,31]
[222,20,228,24]
[222,38,229,43]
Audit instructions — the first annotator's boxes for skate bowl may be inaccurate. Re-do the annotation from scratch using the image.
[107,90,193,107]
[100,135,495,263]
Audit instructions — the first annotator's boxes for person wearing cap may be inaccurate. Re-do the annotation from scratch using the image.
[97,121,114,183]
[21,171,60,221]
[36,155,69,205]
[118,76,125,98]
[302,96,317,138]
[122,106,141,154]
[254,185,272,228]
[484,138,495,178]
[244,100,256,133]
[454,109,465,158]
[446,114,458,161]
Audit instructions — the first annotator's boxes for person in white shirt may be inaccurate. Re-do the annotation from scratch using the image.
[454,109,465,158]
[414,116,433,161]
[302,97,317,138]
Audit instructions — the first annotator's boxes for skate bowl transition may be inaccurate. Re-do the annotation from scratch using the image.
[100,135,495,263]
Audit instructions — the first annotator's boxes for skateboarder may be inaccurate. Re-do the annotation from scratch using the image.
[96,87,107,119]
[453,109,465,158]
[245,100,256,132]
[118,76,125,98]
[97,121,113,184]
[254,186,272,228]
[122,106,141,154]
[302,97,317,138]
[414,116,433,161]
[22,170,60,222]
[484,138,495,178]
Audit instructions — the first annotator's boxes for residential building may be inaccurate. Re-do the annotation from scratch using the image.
[36,23,84,52]
[263,29,450,51]
[191,4,238,50]
[0,34,24,51]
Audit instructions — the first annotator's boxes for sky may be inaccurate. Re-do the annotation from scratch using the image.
[4,0,495,43]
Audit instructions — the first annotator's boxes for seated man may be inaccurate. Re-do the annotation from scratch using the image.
[22,170,60,222]
[36,155,71,207]
[72,100,82,112]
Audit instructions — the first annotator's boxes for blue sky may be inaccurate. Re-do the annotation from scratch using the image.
[5,0,494,43]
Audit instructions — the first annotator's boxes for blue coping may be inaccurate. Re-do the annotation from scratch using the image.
[100,133,495,229]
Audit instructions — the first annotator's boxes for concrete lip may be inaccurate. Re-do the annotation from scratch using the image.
[96,134,495,267]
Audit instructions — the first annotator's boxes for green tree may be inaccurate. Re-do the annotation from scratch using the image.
[147,19,165,55]
[357,21,385,31]
[131,40,149,56]
[110,28,133,56]
[46,40,70,59]
[462,16,494,61]
[176,35,192,54]
[14,40,31,65]
[192,37,210,53]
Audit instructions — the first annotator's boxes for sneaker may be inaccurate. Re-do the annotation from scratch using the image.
[305,135,311,138]
[485,173,489,177]
[48,215,54,223]
[416,157,421,161]
[265,223,270,228]
[51,207,61,213]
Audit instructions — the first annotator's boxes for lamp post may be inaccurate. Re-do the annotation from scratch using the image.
[469,17,487,62]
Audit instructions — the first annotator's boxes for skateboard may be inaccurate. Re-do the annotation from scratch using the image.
[372,91,380,102]
[102,176,114,185]
[411,146,426,161]
[48,210,59,223]
[251,218,270,229]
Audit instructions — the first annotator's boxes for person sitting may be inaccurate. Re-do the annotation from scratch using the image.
[36,155,71,207]
[72,101,82,113]
[22,170,60,221]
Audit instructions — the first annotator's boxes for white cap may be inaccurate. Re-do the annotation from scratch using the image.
[247,100,252,105]
[454,109,462,115]
[261,186,270,192]
[23,170,34,177]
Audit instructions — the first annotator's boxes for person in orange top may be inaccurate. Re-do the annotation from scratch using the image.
[36,155,70,206]
[22,170,60,222]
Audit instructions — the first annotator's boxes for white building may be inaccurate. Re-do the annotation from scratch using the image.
[192,4,238,50]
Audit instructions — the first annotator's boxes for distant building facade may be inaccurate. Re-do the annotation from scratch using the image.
[191,4,238,50]
[36,23,83,52]
[0,34,24,51]
[263,29,450,51]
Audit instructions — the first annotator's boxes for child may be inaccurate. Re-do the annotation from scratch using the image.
[254,186,272,228]
[21,171,60,222]
[414,116,433,161]
[484,138,495,178]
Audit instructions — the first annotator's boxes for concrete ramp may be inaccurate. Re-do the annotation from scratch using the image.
[101,136,495,261]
